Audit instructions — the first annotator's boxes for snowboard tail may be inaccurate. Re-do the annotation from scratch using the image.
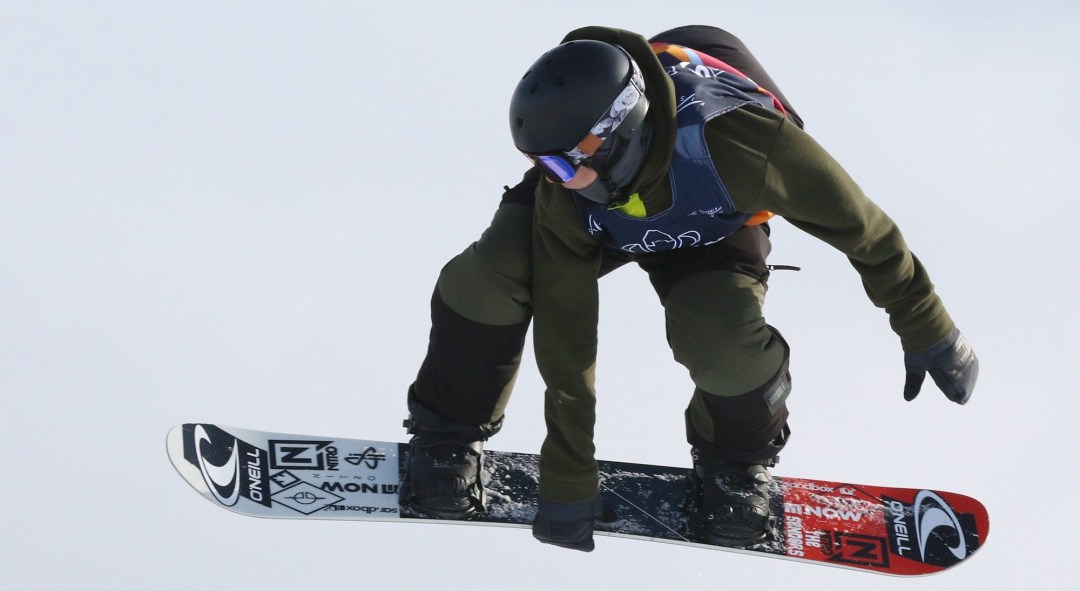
[168,423,988,576]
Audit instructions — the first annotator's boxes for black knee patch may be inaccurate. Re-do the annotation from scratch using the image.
[685,329,792,462]
[409,289,527,439]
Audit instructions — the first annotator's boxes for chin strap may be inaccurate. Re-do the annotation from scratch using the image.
[573,167,624,204]
[598,170,624,201]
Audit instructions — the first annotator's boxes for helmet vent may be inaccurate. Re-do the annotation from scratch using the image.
[529,82,538,95]
[515,117,524,129]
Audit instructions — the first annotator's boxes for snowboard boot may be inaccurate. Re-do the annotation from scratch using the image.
[402,431,487,520]
[691,448,777,547]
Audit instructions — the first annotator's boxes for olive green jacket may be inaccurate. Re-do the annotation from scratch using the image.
[531,27,955,503]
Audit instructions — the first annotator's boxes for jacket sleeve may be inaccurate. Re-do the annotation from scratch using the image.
[531,181,606,503]
[709,106,956,351]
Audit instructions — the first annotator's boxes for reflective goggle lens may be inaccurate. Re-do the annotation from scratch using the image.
[532,154,578,182]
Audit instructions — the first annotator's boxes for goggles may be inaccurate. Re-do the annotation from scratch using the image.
[520,51,646,183]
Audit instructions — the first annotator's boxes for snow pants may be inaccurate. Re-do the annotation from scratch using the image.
[407,26,801,462]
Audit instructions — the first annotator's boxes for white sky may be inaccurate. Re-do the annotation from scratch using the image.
[3,1,1077,589]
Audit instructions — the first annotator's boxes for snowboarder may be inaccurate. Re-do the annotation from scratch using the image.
[400,25,979,552]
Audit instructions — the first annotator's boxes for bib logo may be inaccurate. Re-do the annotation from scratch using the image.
[621,229,702,253]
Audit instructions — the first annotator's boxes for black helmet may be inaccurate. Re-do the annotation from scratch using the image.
[509,40,650,196]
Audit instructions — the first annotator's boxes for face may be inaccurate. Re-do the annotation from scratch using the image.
[559,165,598,190]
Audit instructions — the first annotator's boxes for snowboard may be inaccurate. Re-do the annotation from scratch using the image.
[167,423,988,576]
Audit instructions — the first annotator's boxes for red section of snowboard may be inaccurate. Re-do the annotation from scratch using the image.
[777,478,989,576]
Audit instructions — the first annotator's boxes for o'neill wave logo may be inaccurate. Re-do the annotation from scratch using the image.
[194,424,241,506]
[914,490,967,562]
[886,490,976,567]
[184,424,272,508]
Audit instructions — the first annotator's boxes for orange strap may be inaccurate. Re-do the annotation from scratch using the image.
[745,211,775,226]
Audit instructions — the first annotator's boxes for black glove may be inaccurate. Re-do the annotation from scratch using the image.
[532,495,617,552]
[903,328,979,404]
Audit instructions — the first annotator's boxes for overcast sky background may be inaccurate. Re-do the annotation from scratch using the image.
[3,1,1078,589]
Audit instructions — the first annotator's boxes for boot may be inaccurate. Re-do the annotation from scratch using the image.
[402,431,486,519]
[691,448,776,547]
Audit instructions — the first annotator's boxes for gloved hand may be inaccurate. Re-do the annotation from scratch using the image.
[532,495,617,552]
[903,328,979,404]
